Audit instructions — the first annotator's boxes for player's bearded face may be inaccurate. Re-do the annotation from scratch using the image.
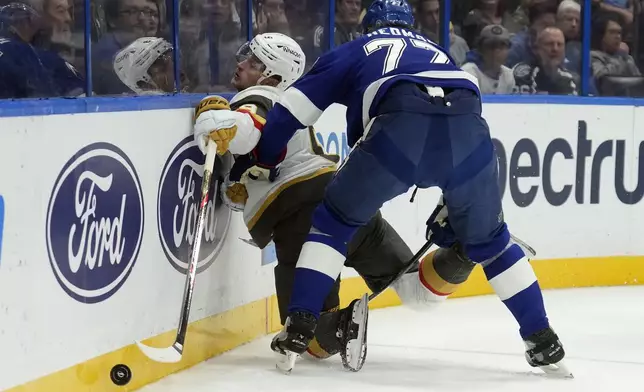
[232,42,266,91]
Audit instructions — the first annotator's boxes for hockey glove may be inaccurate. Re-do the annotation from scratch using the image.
[229,151,280,183]
[220,174,248,212]
[194,95,238,155]
[426,195,457,248]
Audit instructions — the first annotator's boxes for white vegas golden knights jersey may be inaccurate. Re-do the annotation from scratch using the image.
[229,85,338,230]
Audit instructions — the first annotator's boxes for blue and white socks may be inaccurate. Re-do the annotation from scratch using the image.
[288,203,358,318]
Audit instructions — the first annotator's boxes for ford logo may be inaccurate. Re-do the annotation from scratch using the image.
[46,142,144,303]
[158,136,232,273]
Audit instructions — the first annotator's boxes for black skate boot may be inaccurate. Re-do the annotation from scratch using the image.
[303,293,371,370]
[304,307,343,360]
[338,293,370,372]
[305,293,370,372]
[271,311,317,374]
[524,327,573,378]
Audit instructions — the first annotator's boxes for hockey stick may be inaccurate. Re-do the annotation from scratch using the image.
[136,140,219,363]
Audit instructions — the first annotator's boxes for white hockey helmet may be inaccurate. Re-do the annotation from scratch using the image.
[114,36,173,94]
[237,32,306,90]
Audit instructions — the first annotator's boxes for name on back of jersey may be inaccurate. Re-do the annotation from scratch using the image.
[365,27,434,44]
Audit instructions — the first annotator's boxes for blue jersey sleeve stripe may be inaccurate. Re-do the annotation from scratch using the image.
[280,87,324,126]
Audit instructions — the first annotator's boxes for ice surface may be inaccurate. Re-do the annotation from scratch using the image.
[142,286,644,392]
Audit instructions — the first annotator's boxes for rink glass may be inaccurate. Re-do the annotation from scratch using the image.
[4,0,644,98]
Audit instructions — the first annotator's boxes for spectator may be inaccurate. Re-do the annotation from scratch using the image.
[446,22,470,66]
[590,13,640,80]
[452,0,478,30]
[314,0,361,52]
[461,0,516,48]
[0,1,84,98]
[414,0,469,65]
[114,36,187,94]
[506,2,557,67]
[334,0,361,43]
[284,0,324,68]
[415,0,439,40]
[176,0,199,87]
[92,0,165,95]
[462,24,516,94]
[44,0,70,43]
[182,0,245,92]
[504,0,560,30]
[557,0,581,72]
[42,0,79,66]
[255,0,290,35]
[513,26,581,94]
[501,0,532,33]
[594,0,633,26]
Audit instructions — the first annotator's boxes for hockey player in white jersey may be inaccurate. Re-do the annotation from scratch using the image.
[192,33,461,367]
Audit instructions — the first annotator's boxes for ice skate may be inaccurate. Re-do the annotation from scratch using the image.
[271,311,317,374]
[524,327,573,378]
[301,294,369,372]
[303,307,343,360]
[338,293,369,372]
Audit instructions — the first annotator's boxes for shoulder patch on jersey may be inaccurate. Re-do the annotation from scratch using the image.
[238,103,258,114]
[236,106,267,128]
[513,63,531,78]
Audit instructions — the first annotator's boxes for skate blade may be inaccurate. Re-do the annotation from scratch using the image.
[342,293,369,372]
[276,351,299,375]
[539,360,574,378]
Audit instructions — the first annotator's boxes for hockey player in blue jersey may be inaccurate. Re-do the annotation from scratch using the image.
[231,0,570,377]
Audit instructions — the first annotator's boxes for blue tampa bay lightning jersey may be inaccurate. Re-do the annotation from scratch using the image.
[0,36,85,99]
[256,26,481,165]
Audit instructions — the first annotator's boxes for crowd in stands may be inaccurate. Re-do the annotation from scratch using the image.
[0,0,643,99]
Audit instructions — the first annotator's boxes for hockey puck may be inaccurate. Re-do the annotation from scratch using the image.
[110,364,132,386]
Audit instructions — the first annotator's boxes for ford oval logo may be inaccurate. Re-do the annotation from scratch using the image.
[46,142,144,303]
[158,136,232,274]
